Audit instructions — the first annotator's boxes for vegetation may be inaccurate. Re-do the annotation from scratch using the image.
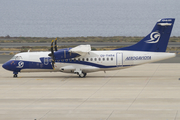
[1,36,180,55]
[0,45,124,52]
[0,36,180,43]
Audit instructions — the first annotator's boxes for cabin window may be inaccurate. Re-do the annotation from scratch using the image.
[90,58,93,61]
[65,59,68,62]
[82,58,85,61]
[86,58,89,61]
[99,58,101,61]
[111,58,113,61]
[69,59,72,62]
[107,58,109,61]
[74,59,76,62]
[94,58,97,61]
[61,59,64,62]
[103,58,105,61]
[78,58,80,61]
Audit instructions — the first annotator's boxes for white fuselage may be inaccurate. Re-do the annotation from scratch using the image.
[14,50,175,73]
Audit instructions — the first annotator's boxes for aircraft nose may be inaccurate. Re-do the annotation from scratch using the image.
[2,62,8,70]
[2,61,17,71]
[2,61,12,71]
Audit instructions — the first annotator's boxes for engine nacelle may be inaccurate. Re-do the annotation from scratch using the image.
[54,48,80,60]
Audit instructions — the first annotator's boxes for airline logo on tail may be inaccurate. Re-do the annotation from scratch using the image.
[145,32,161,43]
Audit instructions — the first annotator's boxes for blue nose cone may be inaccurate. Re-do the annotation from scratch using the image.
[2,61,21,72]
[2,62,8,70]
[2,61,14,71]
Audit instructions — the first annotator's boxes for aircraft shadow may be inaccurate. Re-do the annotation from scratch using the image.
[19,75,152,79]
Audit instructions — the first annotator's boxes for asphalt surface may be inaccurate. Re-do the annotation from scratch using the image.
[0,63,180,120]
[0,50,180,120]
[1,42,180,47]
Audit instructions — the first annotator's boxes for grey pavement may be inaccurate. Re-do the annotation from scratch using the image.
[0,55,13,64]
[0,63,180,120]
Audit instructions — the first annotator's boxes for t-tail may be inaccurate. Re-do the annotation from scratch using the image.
[115,18,175,52]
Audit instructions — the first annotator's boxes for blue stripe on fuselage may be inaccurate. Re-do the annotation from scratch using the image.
[3,60,53,72]
[4,59,119,72]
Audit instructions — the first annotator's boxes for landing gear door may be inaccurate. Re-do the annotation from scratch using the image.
[116,52,123,67]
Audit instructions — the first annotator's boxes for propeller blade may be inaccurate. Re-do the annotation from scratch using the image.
[51,59,55,70]
[51,39,54,56]
[49,39,55,70]
[55,38,58,51]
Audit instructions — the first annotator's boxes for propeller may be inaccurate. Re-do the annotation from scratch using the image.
[48,39,55,70]
[54,38,58,51]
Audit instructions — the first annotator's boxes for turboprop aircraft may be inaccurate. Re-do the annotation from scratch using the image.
[2,18,176,78]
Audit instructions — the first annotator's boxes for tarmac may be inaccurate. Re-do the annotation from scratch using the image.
[0,55,180,120]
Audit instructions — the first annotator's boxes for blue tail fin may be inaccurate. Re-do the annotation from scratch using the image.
[115,18,175,52]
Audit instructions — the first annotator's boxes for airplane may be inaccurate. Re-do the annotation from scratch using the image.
[2,18,176,78]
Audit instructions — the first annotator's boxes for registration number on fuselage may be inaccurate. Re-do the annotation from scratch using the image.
[100,54,115,57]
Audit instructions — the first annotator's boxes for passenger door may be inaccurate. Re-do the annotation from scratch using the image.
[116,52,123,67]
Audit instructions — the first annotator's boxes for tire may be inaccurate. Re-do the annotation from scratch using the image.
[78,73,87,78]
[13,74,17,78]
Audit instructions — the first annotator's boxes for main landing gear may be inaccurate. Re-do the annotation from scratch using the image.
[74,69,87,78]
[78,72,87,78]
[13,71,18,78]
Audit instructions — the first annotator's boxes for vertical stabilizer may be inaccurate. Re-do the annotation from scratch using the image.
[115,18,175,52]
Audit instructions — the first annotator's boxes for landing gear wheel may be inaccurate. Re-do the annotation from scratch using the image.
[13,71,18,78]
[84,73,87,77]
[13,74,18,78]
[78,73,87,78]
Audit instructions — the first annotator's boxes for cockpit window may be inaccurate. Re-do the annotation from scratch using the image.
[11,56,22,60]
[11,56,16,60]
[16,56,22,60]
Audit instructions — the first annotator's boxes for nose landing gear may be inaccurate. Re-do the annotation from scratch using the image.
[13,71,18,78]
[13,74,18,78]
